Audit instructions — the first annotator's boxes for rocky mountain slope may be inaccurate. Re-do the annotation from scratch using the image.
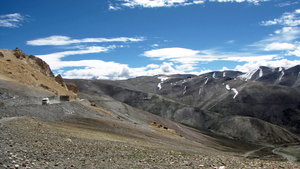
[67,66,300,145]
[0,48,78,102]
[0,48,300,168]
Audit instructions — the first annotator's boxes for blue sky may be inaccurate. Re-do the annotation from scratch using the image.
[1,0,300,80]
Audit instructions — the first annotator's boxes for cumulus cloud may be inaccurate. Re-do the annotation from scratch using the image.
[27,35,145,46]
[0,13,28,28]
[109,0,266,9]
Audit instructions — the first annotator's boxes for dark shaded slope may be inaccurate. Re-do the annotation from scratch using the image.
[209,82,300,134]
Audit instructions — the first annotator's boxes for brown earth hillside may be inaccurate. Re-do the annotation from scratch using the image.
[0,48,77,99]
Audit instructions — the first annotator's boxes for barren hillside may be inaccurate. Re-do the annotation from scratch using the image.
[0,48,77,100]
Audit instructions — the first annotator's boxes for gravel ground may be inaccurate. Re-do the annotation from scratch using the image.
[1,116,299,169]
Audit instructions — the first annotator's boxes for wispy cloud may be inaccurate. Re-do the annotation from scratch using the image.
[275,1,298,7]
[28,35,151,80]
[27,35,145,46]
[255,9,300,55]
[0,13,29,28]
[251,27,300,51]
[226,40,235,44]
[109,0,266,9]
[36,46,116,69]
[142,47,276,64]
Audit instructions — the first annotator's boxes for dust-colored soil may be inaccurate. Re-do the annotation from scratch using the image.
[0,49,76,99]
[1,116,299,169]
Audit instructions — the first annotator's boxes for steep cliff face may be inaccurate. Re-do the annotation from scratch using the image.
[0,48,77,99]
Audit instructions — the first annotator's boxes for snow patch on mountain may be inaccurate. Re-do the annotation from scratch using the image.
[238,69,258,81]
[225,84,238,99]
[157,83,162,90]
[278,71,285,82]
[183,86,186,95]
[158,76,169,83]
[226,84,231,90]
[231,88,238,99]
[259,68,263,77]
[205,77,209,84]
[157,76,169,90]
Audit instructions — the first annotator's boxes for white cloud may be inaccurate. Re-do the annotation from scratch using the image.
[27,35,145,46]
[109,5,122,10]
[151,44,159,47]
[62,62,183,80]
[264,42,296,51]
[109,0,265,9]
[175,64,196,71]
[36,46,115,69]
[235,59,300,73]
[0,13,28,28]
[288,46,300,57]
[143,47,200,59]
[260,9,300,27]
[275,1,298,7]
[147,64,160,68]
[34,45,186,80]
[220,67,229,71]
[251,27,300,49]
[142,47,277,64]
[221,55,276,62]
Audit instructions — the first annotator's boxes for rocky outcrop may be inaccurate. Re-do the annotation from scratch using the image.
[27,55,54,77]
[13,48,27,59]
[55,74,67,89]
[13,48,54,77]
[66,83,79,94]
